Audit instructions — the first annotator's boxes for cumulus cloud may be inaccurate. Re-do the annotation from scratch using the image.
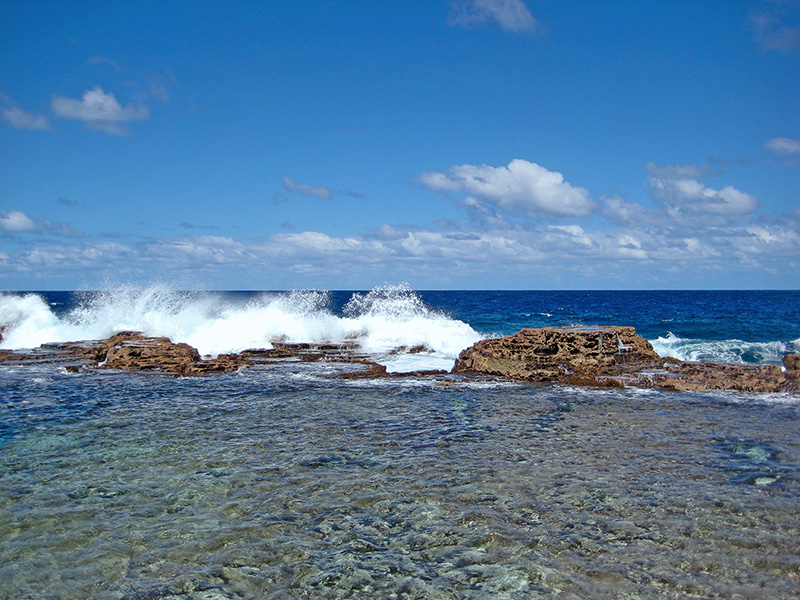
[447,0,537,32]
[0,209,84,237]
[420,159,594,217]
[601,195,661,227]
[646,162,760,216]
[765,137,800,156]
[2,211,799,288]
[51,86,149,135]
[0,210,37,232]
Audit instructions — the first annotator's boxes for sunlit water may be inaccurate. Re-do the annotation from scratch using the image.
[1,361,799,599]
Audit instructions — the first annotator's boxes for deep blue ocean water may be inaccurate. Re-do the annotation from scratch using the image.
[1,288,799,599]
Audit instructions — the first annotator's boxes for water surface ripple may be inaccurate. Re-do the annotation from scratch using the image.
[1,363,799,599]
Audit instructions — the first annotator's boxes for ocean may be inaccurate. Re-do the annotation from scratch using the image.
[1,287,799,599]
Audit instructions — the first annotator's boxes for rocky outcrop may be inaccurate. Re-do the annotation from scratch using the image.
[39,331,246,375]
[453,326,798,393]
[2,327,798,392]
[4,331,392,377]
[453,326,659,387]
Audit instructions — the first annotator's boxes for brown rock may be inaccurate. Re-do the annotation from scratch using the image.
[453,326,791,393]
[100,333,204,375]
[453,326,660,382]
[650,361,785,393]
[784,353,800,377]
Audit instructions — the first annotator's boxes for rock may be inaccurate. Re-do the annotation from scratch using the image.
[4,332,423,378]
[3,328,798,392]
[453,326,661,383]
[453,326,791,393]
[783,353,800,393]
[652,361,785,393]
[784,353,800,376]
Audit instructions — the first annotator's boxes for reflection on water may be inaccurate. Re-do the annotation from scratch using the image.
[1,363,799,599]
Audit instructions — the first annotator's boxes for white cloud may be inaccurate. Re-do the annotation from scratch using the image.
[2,213,799,288]
[646,162,760,216]
[644,162,719,180]
[281,177,333,199]
[548,225,593,247]
[0,210,37,232]
[420,159,594,217]
[765,137,800,156]
[727,225,800,254]
[51,86,149,135]
[1,105,52,131]
[0,209,84,237]
[448,0,536,32]
[0,92,52,131]
[602,195,661,226]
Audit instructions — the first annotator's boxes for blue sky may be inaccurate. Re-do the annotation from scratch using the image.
[1,0,799,290]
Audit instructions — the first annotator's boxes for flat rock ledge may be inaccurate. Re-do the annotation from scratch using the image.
[0,331,446,379]
[453,326,799,393]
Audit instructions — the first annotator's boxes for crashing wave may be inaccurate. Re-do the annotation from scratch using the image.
[0,285,482,372]
[650,332,795,366]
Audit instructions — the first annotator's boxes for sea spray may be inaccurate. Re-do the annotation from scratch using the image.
[0,293,77,349]
[183,290,348,355]
[341,286,483,371]
[0,286,483,371]
[343,286,482,357]
[650,332,794,366]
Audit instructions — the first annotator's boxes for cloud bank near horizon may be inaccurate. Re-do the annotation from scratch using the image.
[2,154,797,288]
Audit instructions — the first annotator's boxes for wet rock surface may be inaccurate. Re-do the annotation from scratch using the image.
[0,332,384,377]
[1,327,798,392]
[453,326,798,393]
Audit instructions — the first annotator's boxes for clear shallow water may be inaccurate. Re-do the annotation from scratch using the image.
[1,361,799,599]
[2,288,800,599]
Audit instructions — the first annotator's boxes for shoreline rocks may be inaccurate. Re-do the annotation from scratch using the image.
[453,326,797,393]
[0,331,449,379]
[0,327,798,393]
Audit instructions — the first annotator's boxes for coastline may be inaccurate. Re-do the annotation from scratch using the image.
[2,326,798,394]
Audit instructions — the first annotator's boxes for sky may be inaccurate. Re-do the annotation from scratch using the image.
[1,0,799,290]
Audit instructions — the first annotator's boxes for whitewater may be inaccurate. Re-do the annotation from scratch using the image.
[1,286,798,371]
[0,286,484,372]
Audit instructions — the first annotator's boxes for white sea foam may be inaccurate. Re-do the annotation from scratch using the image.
[0,285,483,372]
[650,332,794,366]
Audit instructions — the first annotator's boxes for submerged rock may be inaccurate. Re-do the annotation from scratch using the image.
[453,326,795,393]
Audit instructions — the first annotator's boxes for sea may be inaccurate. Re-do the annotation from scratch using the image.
[1,286,799,600]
